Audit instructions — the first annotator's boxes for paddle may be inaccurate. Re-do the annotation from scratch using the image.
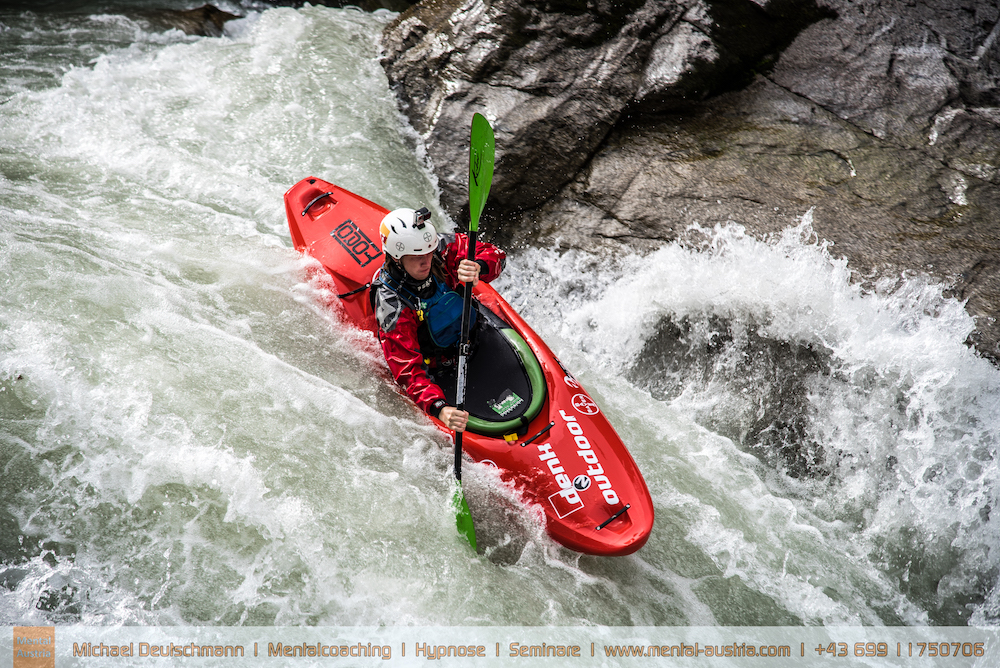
[452,113,495,550]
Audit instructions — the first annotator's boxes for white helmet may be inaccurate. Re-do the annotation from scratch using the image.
[379,207,437,260]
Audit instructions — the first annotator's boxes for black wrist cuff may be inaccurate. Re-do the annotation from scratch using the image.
[430,399,447,419]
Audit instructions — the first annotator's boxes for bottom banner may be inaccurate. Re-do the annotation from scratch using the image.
[4,626,1000,667]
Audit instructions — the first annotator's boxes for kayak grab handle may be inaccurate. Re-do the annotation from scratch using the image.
[301,191,335,216]
[596,504,631,531]
[520,421,555,447]
[337,283,371,299]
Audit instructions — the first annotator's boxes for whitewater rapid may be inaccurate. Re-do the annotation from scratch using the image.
[2,2,1000,633]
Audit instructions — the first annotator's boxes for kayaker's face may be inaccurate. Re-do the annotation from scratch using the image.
[401,253,433,280]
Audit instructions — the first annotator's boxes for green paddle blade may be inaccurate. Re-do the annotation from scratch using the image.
[453,482,477,551]
[468,113,495,233]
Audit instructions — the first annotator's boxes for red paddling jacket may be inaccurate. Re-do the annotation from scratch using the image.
[373,232,506,418]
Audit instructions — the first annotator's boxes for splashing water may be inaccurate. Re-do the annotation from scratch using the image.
[497,216,1000,625]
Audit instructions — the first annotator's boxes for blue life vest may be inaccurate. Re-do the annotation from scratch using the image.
[379,269,475,349]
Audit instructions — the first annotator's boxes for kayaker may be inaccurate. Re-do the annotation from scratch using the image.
[373,206,506,432]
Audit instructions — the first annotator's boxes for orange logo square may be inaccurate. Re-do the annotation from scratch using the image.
[13,627,55,668]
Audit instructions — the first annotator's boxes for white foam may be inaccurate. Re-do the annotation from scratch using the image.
[500,213,1000,624]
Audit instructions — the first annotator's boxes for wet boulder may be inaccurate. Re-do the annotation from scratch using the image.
[143,5,239,37]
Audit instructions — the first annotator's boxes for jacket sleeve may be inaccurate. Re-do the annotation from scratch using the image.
[439,233,506,286]
[379,308,447,416]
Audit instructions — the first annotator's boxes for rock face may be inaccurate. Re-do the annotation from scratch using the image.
[380,0,830,218]
[381,0,682,218]
[380,0,1000,363]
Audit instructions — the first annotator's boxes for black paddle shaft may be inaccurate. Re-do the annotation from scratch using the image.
[454,229,478,481]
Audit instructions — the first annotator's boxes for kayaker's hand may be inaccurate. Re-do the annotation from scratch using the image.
[439,406,470,432]
[457,259,480,286]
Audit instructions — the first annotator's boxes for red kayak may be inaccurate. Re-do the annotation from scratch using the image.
[285,177,653,555]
